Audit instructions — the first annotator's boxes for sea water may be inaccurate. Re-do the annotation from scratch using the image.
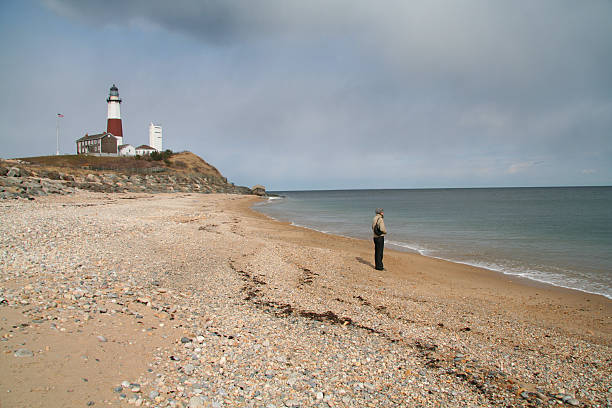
[253,187,612,299]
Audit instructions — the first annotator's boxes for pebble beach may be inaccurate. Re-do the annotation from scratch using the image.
[1,192,610,407]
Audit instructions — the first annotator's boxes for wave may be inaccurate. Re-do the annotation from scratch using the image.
[251,196,285,208]
[386,236,612,300]
[386,240,429,256]
[369,236,611,300]
[428,256,612,300]
[290,222,330,234]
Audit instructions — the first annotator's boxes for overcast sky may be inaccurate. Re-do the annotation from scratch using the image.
[1,1,610,190]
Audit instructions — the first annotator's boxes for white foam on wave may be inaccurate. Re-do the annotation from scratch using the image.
[289,222,332,234]
[434,258,612,300]
[384,239,612,299]
[251,196,284,208]
[386,240,429,256]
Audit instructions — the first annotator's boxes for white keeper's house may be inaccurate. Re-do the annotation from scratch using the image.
[135,145,157,156]
[118,144,136,156]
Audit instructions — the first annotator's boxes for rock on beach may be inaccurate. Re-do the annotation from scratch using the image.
[14,348,34,357]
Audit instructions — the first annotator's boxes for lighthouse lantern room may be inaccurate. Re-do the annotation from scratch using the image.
[106,84,123,146]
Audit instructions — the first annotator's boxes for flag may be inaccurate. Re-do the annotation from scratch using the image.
[57,113,64,117]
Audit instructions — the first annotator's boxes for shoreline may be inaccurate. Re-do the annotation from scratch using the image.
[239,196,612,342]
[1,192,610,407]
[251,198,612,302]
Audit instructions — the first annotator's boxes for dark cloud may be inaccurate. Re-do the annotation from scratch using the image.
[42,0,357,43]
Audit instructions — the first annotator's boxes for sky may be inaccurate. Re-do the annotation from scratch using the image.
[0,0,611,190]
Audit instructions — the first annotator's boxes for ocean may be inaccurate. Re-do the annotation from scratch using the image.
[252,187,612,299]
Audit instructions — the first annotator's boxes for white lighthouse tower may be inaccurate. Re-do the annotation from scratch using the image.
[106,84,123,146]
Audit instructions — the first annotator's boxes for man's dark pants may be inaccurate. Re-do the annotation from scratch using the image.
[373,236,384,270]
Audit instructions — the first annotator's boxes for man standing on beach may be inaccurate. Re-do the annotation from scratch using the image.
[372,208,387,270]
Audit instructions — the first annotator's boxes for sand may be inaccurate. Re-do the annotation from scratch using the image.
[0,192,610,407]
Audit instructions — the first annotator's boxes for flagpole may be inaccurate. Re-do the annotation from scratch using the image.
[56,115,60,155]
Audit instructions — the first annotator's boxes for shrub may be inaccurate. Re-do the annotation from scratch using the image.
[150,149,173,162]
[162,149,173,160]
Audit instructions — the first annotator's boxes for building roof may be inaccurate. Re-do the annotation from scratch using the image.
[136,144,156,150]
[76,132,117,142]
[118,144,134,149]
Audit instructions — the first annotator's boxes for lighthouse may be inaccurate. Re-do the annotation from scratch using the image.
[106,84,123,146]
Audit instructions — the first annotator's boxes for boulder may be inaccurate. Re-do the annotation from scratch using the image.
[7,167,21,177]
[46,171,62,180]
[251,184,266,196]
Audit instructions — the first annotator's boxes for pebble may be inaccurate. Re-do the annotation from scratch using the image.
[188,396,205,407]
[14,348,34,357]
[97,335,107,342]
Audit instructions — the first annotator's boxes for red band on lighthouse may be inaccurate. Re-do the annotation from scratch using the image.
[107,118,123,137]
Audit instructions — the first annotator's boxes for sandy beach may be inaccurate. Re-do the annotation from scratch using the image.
[1,192,610,407]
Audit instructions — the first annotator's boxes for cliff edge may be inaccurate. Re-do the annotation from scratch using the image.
[0,151,254,199]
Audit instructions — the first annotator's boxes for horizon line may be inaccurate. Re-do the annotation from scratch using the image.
[269,184,612,192]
